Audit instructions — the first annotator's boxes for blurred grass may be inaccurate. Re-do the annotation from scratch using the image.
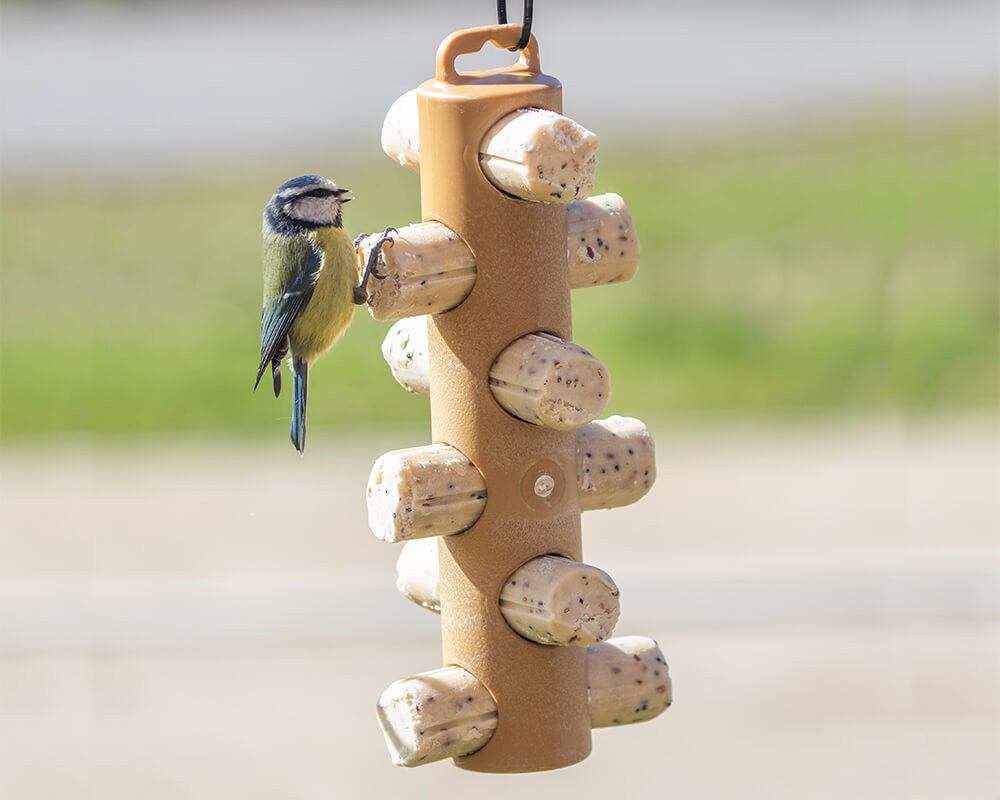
[1,107,997,440]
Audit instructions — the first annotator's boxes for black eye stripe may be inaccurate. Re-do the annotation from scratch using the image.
[298,188,337,199]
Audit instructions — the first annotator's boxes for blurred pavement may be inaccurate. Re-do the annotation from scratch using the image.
[1,418,998,798]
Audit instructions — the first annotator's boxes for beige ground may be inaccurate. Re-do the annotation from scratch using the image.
[1,418,998,798]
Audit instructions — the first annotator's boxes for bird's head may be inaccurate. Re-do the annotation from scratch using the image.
[264,175,351,234]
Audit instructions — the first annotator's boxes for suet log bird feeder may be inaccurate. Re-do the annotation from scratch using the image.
[357,25,671,773]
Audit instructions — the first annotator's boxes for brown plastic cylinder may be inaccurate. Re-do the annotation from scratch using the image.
[417,26,591,772]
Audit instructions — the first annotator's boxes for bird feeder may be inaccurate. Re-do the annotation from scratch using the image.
[357,25,671,773]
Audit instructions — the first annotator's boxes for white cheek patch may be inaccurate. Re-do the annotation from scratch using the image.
[289,196,336,225]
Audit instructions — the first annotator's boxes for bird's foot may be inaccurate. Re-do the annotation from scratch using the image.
[354,226,396,305]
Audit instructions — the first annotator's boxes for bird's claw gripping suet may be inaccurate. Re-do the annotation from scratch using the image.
[353,227,396,305]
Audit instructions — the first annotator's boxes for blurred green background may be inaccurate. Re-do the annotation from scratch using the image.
[1,1,997,443]
[2,111,995,440]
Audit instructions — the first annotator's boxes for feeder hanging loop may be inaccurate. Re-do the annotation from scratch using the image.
[497,0,533,50]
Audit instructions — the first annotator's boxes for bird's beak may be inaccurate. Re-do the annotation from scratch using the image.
[333,187,352,202]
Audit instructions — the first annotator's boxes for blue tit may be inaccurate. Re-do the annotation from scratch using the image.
[255,175,392,452]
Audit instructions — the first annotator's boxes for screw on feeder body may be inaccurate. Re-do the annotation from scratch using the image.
[533,473,555,498]
[367,416,657,543]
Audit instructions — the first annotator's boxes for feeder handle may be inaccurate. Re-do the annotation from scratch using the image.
[435,25,541,84]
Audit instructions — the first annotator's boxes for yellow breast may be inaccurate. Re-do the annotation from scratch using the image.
[289,226,357,362]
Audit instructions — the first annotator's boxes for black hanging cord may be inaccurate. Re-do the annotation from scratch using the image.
[497,0,533,51]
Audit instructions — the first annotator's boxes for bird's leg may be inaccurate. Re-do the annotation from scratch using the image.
[354,227,396,305]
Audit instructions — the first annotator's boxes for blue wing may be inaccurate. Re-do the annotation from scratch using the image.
[255,237,323,393]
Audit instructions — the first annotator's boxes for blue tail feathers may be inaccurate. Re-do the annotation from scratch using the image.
[290,359,308,453]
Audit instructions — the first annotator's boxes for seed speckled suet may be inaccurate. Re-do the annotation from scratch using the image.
[255,175,391,453]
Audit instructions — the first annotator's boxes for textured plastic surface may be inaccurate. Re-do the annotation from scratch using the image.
[417,25,591,772]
